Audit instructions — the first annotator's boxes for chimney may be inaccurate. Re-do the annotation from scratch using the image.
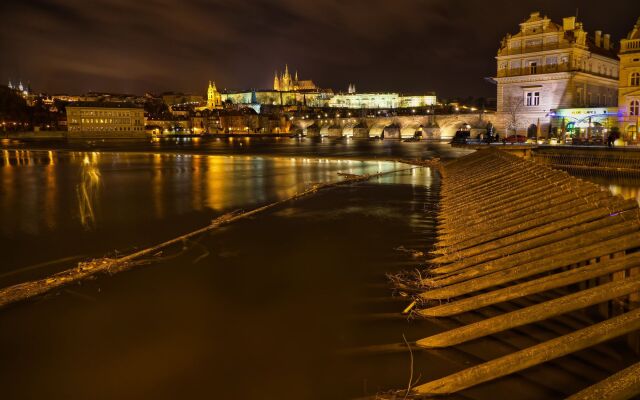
[563,16,576,31]
[604,34,611,50]
[595,30,602,47]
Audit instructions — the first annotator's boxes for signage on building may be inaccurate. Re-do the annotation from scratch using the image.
[550,107,618,118]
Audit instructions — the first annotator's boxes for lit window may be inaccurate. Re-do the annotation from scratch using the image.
[525,91,540,106]
[631,100,640,116]
[631,72,640,87]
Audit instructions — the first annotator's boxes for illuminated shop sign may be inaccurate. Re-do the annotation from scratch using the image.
[550,107,618,118]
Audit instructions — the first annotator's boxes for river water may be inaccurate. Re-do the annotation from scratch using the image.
[0,139,637,399]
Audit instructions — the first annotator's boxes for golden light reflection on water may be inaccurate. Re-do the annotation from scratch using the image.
[44,151,58,230]
[0,150,403,235]
[608,185,640,205]
[76,153,101,230]
[153,153,165,218]
[1,150,60,235]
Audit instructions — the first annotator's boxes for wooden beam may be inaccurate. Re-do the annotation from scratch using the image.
[566,361,640,400]
[419,252,640,317]
[417,275,640,348]
[413,308,640,396]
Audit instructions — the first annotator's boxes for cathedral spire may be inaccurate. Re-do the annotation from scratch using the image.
[273,71,280,91]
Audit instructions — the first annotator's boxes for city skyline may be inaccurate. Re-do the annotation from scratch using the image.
[1,0,639,97]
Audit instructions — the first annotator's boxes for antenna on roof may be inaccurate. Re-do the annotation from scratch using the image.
[575,8,579,19]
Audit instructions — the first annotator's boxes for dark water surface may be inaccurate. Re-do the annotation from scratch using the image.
[0,150,405,286]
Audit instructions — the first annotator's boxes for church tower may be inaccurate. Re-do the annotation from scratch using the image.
[207,81,222,109]
[619,17,640,139]
[282,64,291,91]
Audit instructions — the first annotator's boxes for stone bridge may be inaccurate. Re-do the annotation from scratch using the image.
[291,113,498,139]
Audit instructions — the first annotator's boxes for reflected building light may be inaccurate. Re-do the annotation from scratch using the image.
[44,151,58,230]
[77,153,101,230]
[153,153,165,218]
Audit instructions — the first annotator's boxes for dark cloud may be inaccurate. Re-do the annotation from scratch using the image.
[1,0,638,98]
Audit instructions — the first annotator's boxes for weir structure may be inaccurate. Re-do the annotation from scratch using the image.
[395,148,640,398]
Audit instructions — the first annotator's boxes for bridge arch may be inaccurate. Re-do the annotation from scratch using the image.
[319,124,331,137]
[383,123,401,139]
[352,121,369,138]
[327,123,343,137]
[305,123,320,137]
[369,125,385,138]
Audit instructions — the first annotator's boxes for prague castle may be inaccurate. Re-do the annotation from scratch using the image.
[204,64,436,110]
[273,65,317,92]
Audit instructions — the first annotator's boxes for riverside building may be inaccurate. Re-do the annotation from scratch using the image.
[66,103,145,135]
[495,12,619,137]
[619,17,640,139]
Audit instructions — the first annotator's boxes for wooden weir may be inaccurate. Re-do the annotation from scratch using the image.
[397,148,640,398]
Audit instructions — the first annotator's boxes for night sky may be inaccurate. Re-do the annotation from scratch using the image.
[1,0,638,98]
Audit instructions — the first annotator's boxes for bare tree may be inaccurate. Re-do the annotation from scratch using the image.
[502,95,524,135]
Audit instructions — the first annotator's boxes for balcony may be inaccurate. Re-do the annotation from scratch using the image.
[497,64,619,79]
[621,39,640,54]
[497,64,571,78]
[498,42,572,56]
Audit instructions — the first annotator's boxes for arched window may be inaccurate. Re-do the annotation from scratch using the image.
[631,100,640,116]
[631,72,640,86]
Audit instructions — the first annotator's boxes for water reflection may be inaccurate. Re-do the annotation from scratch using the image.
[577,174,640,205]
[76,154,101,230]
[1,149,59,235]
[0,150,402,237]
[608,184,640,204]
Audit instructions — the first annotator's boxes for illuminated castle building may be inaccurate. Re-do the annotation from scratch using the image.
[206,66,435,110]
[7,80,31,97]
[273,65,317,91]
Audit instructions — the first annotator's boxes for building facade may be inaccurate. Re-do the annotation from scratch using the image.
[619,17,640,139]
[495,12,619,136]
[66,103,145,134]
[327,92,437,109]
[220,89,332,108]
